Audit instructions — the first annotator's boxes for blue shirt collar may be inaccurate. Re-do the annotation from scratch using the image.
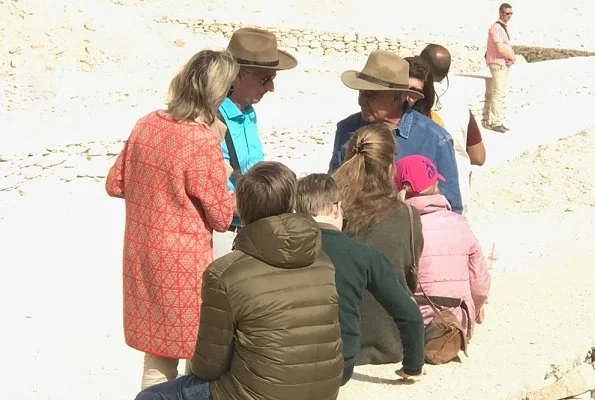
[393,106,414,139]
[220,97,256,121]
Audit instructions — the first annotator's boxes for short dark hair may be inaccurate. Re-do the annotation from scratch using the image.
[236,161,296,225]
[499,3,512,12]
[295,174,339,216]
[420,44,451,82]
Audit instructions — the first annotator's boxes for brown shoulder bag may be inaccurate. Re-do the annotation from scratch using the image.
[405,202,471,365]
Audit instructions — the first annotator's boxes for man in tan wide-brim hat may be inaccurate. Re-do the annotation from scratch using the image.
[329,50,463,214]
[214,27,297,259]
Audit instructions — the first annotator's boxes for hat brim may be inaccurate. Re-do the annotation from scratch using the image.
[236,49,297,70]
[341,71,424,99]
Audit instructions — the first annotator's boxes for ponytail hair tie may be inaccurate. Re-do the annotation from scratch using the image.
[353,142,364,154]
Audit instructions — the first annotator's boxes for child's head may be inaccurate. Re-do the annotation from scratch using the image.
[394,155,444,201]
[236,161,296,225]
[295,173,343,229]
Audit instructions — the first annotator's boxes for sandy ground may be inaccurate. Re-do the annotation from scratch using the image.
[1,0,594,399]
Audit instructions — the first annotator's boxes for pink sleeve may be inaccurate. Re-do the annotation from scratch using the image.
[105,143,127,199]
[185,138,234,233]
[468,234,491,309]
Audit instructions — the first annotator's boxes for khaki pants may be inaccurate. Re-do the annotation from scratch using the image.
[482,63,509,126]
[141,353,193,390]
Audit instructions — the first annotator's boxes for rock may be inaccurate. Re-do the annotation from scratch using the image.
[174,39,185,48]
[9,46,21,54]
[333,41,345,50]
[324,48,337,56]
[309,40,321,48]
[526,364,595,400]
[343,33,356,42]
[321,41,333,49]
[283,37,298,48]
[84,22,96,31]
[310,47,324,56]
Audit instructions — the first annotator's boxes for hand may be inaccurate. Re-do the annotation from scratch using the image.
[224,162,234,178]
[229,191,238,216]
[395,367,426,381]
[476,304,486,324]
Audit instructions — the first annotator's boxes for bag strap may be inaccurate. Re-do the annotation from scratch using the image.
[496,21,510,40]
[405,202,416,270]
[218,112,241,173]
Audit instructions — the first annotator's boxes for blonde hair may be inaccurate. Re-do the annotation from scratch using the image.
[332,124,401,236]
[295,174,339,216]
[166,49,239,124]
[397,182,439,201]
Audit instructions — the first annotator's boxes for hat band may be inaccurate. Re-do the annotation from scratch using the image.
[358,72,409,90]
[236,57,280,67]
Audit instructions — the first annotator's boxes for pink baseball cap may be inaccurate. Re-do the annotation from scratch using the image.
[394,155,445,195]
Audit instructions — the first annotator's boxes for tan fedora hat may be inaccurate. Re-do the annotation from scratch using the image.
[341,50,424,99]
[227,27,297,70]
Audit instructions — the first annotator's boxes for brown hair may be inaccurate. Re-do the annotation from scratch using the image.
[295,173,339,216]
[405,55,436,115]
[236,161,296,225]
[332,124,401,236]
[499,3,512,13]
[166,49,238,124]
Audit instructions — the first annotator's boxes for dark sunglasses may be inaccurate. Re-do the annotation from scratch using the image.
[259,73,276,87]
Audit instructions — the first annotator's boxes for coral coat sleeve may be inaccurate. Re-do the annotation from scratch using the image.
[190,269,234,380]
[185,140,234,232]
[105,143,127,198]
[468,235,491,310]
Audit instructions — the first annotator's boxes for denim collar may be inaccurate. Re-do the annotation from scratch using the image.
[393,106,414,139]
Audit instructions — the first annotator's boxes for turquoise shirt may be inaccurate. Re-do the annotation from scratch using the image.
[218,98,264,227]
[218,98,264,191]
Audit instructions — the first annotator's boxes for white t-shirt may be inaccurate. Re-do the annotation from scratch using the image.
[433,77,472,213]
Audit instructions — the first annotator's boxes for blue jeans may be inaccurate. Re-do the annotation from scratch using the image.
[135,375,210,400]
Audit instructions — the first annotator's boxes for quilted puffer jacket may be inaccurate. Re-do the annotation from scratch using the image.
[189,213,343,400]
[407,195,491,339]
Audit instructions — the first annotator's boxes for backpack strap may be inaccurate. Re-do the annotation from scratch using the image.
[218,112,241,173]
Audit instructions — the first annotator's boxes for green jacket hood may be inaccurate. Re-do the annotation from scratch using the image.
[234,213,322,269]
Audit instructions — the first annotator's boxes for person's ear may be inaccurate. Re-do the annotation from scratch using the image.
[331,201,341,219]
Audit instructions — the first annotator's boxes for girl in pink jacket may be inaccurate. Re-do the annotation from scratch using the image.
[394,155,491,339]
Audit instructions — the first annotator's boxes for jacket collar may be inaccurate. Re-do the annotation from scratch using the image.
[407,194,451,215]
[392,106,415,139]
[317,222,341,232]
[220,97,255,121]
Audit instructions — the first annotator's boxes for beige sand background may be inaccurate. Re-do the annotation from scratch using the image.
[1,0,594,399]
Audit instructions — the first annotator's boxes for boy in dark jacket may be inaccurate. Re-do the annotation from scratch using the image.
[295,173,425,384]
[136,163,343,400]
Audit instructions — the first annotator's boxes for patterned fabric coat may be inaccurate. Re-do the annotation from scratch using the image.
[106,111,234,359]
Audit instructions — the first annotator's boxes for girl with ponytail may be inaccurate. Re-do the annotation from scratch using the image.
[332,124,424,366]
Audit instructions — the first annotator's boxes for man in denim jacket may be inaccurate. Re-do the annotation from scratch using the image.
[328,50,462,213]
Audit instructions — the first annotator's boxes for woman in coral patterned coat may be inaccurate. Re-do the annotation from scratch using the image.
[106,49,238,389]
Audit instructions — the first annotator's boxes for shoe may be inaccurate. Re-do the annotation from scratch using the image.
[501,124,511,131]
[481,120,490,129]
[489,125,507,133]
